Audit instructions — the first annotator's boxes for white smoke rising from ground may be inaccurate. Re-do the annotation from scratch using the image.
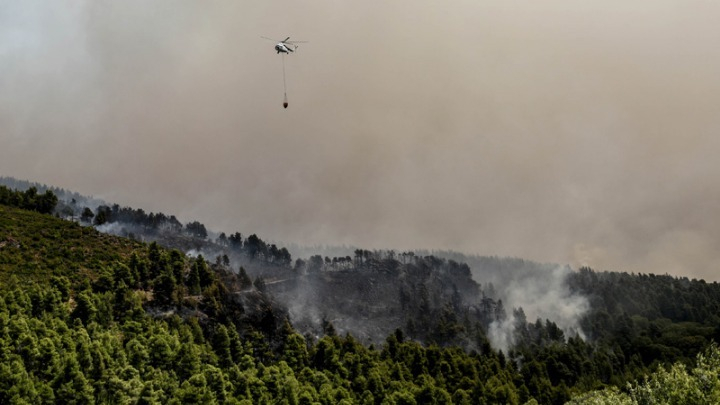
[285,276,325,339]
[502,265,589,334]
[487,319,516,355]
[487,265,589,352]
[94,222,128,236]
[444,252,591,352]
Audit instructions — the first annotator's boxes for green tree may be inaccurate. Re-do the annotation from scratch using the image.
[126,338,150,372]
[81,207,95,223]
[282,332,310,372]
[382,389,417,405]
[36,189,58,214]
[153,266,178,307]
[238,267,252,289]
[94,205,110,226]
[72,290,97,324]
[569,344,720,405]
[212,324,234,369]
[148,331,177,370]
[187,262,202,295]
[176,373,215,404]
[0,358,39,403]
[195,256,215,290]
[176,341,202,381]
[54,354,96,405]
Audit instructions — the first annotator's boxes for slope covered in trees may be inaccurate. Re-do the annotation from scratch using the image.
[0,202,142,285]
[568,343,720,404]
[2,179,720,404]
[0,203,529,404]
[0,178,289,267]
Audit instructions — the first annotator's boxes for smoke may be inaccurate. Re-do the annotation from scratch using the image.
[502,266,588,334]
[487,319,515,355]
[284,275,325,339]
[94,222,129,237]
[3,1,720,282]
[487,265,589,352]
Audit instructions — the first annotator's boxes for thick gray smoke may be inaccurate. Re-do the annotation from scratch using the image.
[3,1,720,282]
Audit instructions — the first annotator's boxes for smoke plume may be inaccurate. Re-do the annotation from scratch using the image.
[2,1,720,281]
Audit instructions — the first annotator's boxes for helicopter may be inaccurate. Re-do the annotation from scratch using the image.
[261,36,307,108]
[261,36,307,54]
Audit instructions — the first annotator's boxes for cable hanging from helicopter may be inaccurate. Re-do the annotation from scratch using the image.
[261,36,307,109]
[282,54,288,108]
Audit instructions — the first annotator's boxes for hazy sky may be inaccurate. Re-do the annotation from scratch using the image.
[2,1,720,280]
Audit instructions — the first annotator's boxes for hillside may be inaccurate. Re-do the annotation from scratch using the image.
[0,204,144,285]
[0,203,536,404]
[2,182,720,403]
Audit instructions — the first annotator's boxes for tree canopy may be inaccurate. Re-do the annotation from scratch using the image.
[2,186,720,404]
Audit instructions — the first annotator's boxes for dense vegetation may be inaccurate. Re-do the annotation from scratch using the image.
[0,178,292,268]
[568,344,720,404]
[1,180,720,404]
[0,185,58,216]
[1,205,528,404]
[0,204,144,286]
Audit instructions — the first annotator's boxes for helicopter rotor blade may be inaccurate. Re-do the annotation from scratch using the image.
[261,36,307,44]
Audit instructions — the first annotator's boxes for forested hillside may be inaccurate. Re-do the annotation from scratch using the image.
[2,181,720,404]
[0,204,142,286]
[1,203,529,404]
